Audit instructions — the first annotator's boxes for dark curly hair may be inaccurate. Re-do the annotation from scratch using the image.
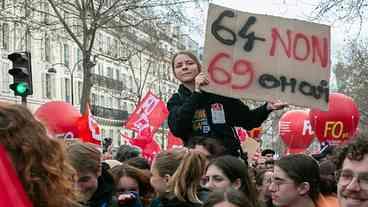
[0,103,79,207]
[334,132,368,170]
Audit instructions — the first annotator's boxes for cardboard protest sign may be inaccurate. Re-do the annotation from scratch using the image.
[202,4,331,110]
[241,137,260,164]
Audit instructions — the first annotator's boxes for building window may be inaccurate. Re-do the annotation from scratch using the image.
[92,93,97,105]
[115,69,120,81]
[98,64,103,75]
[65,78,71,102]
[101,95,105,106]
[108,96,112,107]
[77,81,82,105]
[45,73,53,99]
[45,35,51,62]
[122,102,127,111]
[76,48,82,71]
[63,44,69,67]
[106,67,113,78]
[2,23,9,49]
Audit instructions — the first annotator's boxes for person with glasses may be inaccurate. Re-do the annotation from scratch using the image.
[335,133,368,207]
[269,154,339,207]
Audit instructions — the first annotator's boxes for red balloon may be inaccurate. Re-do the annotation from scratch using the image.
[309,93,360,145]
[279,110,314,151]
[34,101,81,138]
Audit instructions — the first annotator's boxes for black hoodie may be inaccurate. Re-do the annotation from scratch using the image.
[167,85,271,157]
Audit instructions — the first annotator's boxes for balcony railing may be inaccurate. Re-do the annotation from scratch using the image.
[91,74,126,91]
[91,104,129,120]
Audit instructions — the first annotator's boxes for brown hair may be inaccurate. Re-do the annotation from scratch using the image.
[335,132,368,170]
[67,141,101,174]
[153,149,207,204]
[110,164,153,205]
[275,154,320,203]
[203,188,255,207]
[171,51,201,75]
[208,155,260,207]
[0,103,78,207]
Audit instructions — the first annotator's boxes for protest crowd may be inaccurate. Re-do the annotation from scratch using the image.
[0,4,367,207]
[0,48,367,207]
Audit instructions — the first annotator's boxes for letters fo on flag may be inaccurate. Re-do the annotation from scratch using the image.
[125,91,169,134]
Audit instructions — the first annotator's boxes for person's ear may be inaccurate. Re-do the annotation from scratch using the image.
[297,182,310,196]
[232,178,242,190]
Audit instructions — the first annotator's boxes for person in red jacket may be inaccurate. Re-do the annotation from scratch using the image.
[167,51,287,159]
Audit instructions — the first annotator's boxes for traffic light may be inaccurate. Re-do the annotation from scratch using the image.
[8,52,33,97]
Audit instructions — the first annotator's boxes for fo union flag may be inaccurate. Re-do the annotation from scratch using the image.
[125,91,169,134]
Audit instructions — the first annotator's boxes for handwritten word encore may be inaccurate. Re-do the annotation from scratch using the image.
[202,4,331,110]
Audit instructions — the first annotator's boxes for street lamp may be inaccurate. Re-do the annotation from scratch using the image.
[47,59,83,105]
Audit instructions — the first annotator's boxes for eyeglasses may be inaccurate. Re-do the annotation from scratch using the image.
[336,169,368,190]
[270,176,295,191]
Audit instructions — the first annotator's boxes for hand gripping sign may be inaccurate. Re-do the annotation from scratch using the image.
[202,4,331,110]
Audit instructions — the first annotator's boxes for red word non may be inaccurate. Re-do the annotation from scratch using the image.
[269,28,329,69]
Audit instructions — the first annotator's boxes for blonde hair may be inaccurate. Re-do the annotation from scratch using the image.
[164,149,207,204]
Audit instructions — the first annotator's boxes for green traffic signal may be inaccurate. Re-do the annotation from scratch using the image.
[16,82,28,94]
[8,51,33,97]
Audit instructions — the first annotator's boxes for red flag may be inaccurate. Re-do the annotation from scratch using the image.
[0,145,33,207]
[125,91,169,135]
[76,103,101,145]
[167,131,183,150]
[142,139,161,163]
[120,131,151,151]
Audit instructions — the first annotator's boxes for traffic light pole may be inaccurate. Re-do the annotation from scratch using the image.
[21,96,27,106]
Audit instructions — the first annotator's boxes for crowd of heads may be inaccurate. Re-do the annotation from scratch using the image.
[0,50,367,207]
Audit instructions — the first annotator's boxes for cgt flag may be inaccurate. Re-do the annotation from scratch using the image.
[125,91,169,135]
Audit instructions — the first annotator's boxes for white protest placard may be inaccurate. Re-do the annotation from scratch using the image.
[202,4,331,110]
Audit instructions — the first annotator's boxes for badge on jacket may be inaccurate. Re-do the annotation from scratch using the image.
[211,103,226,124]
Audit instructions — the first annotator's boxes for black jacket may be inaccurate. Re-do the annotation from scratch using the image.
[167,85,271,157]
[159,196,202,207]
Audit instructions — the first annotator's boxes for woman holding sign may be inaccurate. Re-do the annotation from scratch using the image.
[167,51,286,160]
